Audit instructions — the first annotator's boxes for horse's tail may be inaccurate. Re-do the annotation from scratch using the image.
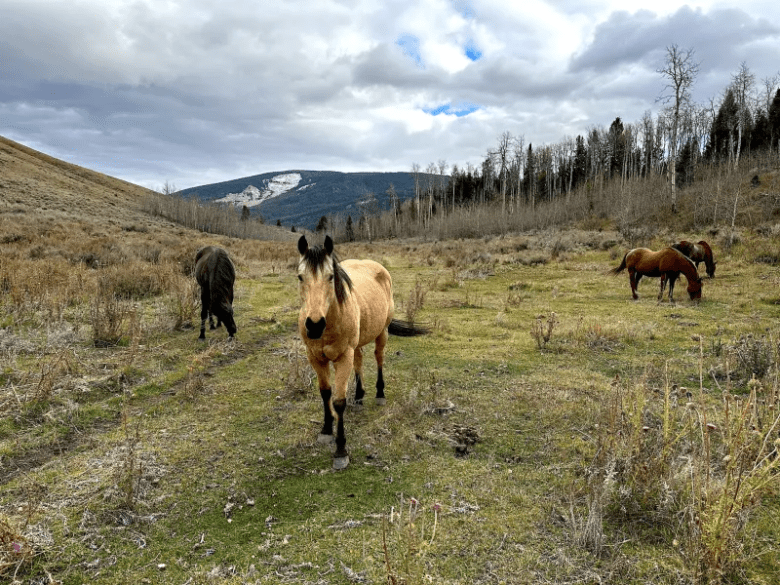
[388,319,428,336]
[611,253,628,275]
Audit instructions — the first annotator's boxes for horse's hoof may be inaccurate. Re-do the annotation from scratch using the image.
[375,397,386,406]
[333,455,350,470]
[198,337,206,342]
[317,433,335,445]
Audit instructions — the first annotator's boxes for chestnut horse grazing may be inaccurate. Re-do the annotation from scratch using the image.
[611,247,702,303]
[671,240,716,278]
[297,235,426,470]
[195,246,237,340]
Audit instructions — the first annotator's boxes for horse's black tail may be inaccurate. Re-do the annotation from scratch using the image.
[611,253,628,275]
[388,319,428,336]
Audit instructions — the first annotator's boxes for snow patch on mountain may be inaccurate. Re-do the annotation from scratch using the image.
[214,173,302,207]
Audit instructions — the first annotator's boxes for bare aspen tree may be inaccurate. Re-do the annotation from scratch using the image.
[512,135,524,212]
[491,132,512,215]
[657,44,699,213]
[161,181,177,196]
[386,183,399,234]
[761,74,780,113]
[450,164,458,211]
[731,62,755,164]
[410,163,421,225]
[437,159,448,215]
[425,162,437,224]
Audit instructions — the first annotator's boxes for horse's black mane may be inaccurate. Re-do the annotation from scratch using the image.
[303,245,353,304]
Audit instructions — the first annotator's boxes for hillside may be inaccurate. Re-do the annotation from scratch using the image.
[0,135,183,237]
[0,135,295,246]
[178,169,444,229]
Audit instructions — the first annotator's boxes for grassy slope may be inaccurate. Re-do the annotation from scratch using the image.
[1,136,779,584]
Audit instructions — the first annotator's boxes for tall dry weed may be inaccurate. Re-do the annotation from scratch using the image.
[404,279,428,325]
[584,351,780,583]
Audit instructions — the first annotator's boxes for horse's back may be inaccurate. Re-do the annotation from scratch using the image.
[342,259,394,344]
[195,246,235,288]
[626,248,661,274]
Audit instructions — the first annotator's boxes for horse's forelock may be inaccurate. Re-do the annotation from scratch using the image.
[300,244,352,303]
[301,244,333,276]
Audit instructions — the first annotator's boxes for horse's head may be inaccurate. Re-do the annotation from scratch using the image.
[297,235,351,340]
[687,276,703,302]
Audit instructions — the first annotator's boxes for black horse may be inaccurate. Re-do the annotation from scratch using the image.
[195,246,237,340]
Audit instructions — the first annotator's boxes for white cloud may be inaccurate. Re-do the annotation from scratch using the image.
[0,0,778,188]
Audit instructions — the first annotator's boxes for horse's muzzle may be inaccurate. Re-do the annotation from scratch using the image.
[305,317,326,339]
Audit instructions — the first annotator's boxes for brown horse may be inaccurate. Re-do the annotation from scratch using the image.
[195,246,237,340]
[297,235,425,470]
[611,247,702,303]
[671,240,716,278]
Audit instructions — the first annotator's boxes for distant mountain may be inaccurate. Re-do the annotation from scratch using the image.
[178,170,444,230]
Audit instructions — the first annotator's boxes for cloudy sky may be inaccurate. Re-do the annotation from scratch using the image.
[1,0,778,191]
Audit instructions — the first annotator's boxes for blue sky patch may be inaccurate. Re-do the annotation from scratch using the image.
[424,103,480,117]
[464,40,482,61]
[453,0,475,19]
[396,34,423,67]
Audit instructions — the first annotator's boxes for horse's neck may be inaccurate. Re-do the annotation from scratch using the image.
[328,292,356,324]
[681,257,698,278]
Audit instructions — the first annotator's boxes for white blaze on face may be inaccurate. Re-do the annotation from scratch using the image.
[299,255,336,323]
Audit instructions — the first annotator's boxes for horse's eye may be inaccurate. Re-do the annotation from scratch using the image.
[297,274,303,282]
[328,274,334,282]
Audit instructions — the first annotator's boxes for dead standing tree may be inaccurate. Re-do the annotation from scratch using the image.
[657,44,700,214]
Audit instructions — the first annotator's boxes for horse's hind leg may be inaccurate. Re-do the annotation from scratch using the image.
[374,329,388,406]
[353,347,365,405]
[199,286,210,340]
[658,275,667,302]
[629,270,639,300]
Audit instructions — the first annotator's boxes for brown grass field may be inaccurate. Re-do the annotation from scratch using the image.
[1,135,780,584]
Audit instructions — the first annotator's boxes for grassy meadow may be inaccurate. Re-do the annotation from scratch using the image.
[2,136,780,584]
[2,221,780,584]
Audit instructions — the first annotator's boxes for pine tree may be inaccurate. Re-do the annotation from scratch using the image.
[769,89,780,149]
[706,89,739,162]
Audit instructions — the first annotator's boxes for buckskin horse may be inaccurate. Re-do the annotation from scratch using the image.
[297,235,426,470]
[195,246,237,340]
[671,240,716,278]
[611,247,702,303]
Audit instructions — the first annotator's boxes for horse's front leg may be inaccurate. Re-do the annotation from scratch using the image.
[353,346,365,405]
[308,353,334,444]
[331,348,354,470]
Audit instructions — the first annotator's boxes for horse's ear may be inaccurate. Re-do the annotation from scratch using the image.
[324,235,334,255]
[297,235,308,255]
